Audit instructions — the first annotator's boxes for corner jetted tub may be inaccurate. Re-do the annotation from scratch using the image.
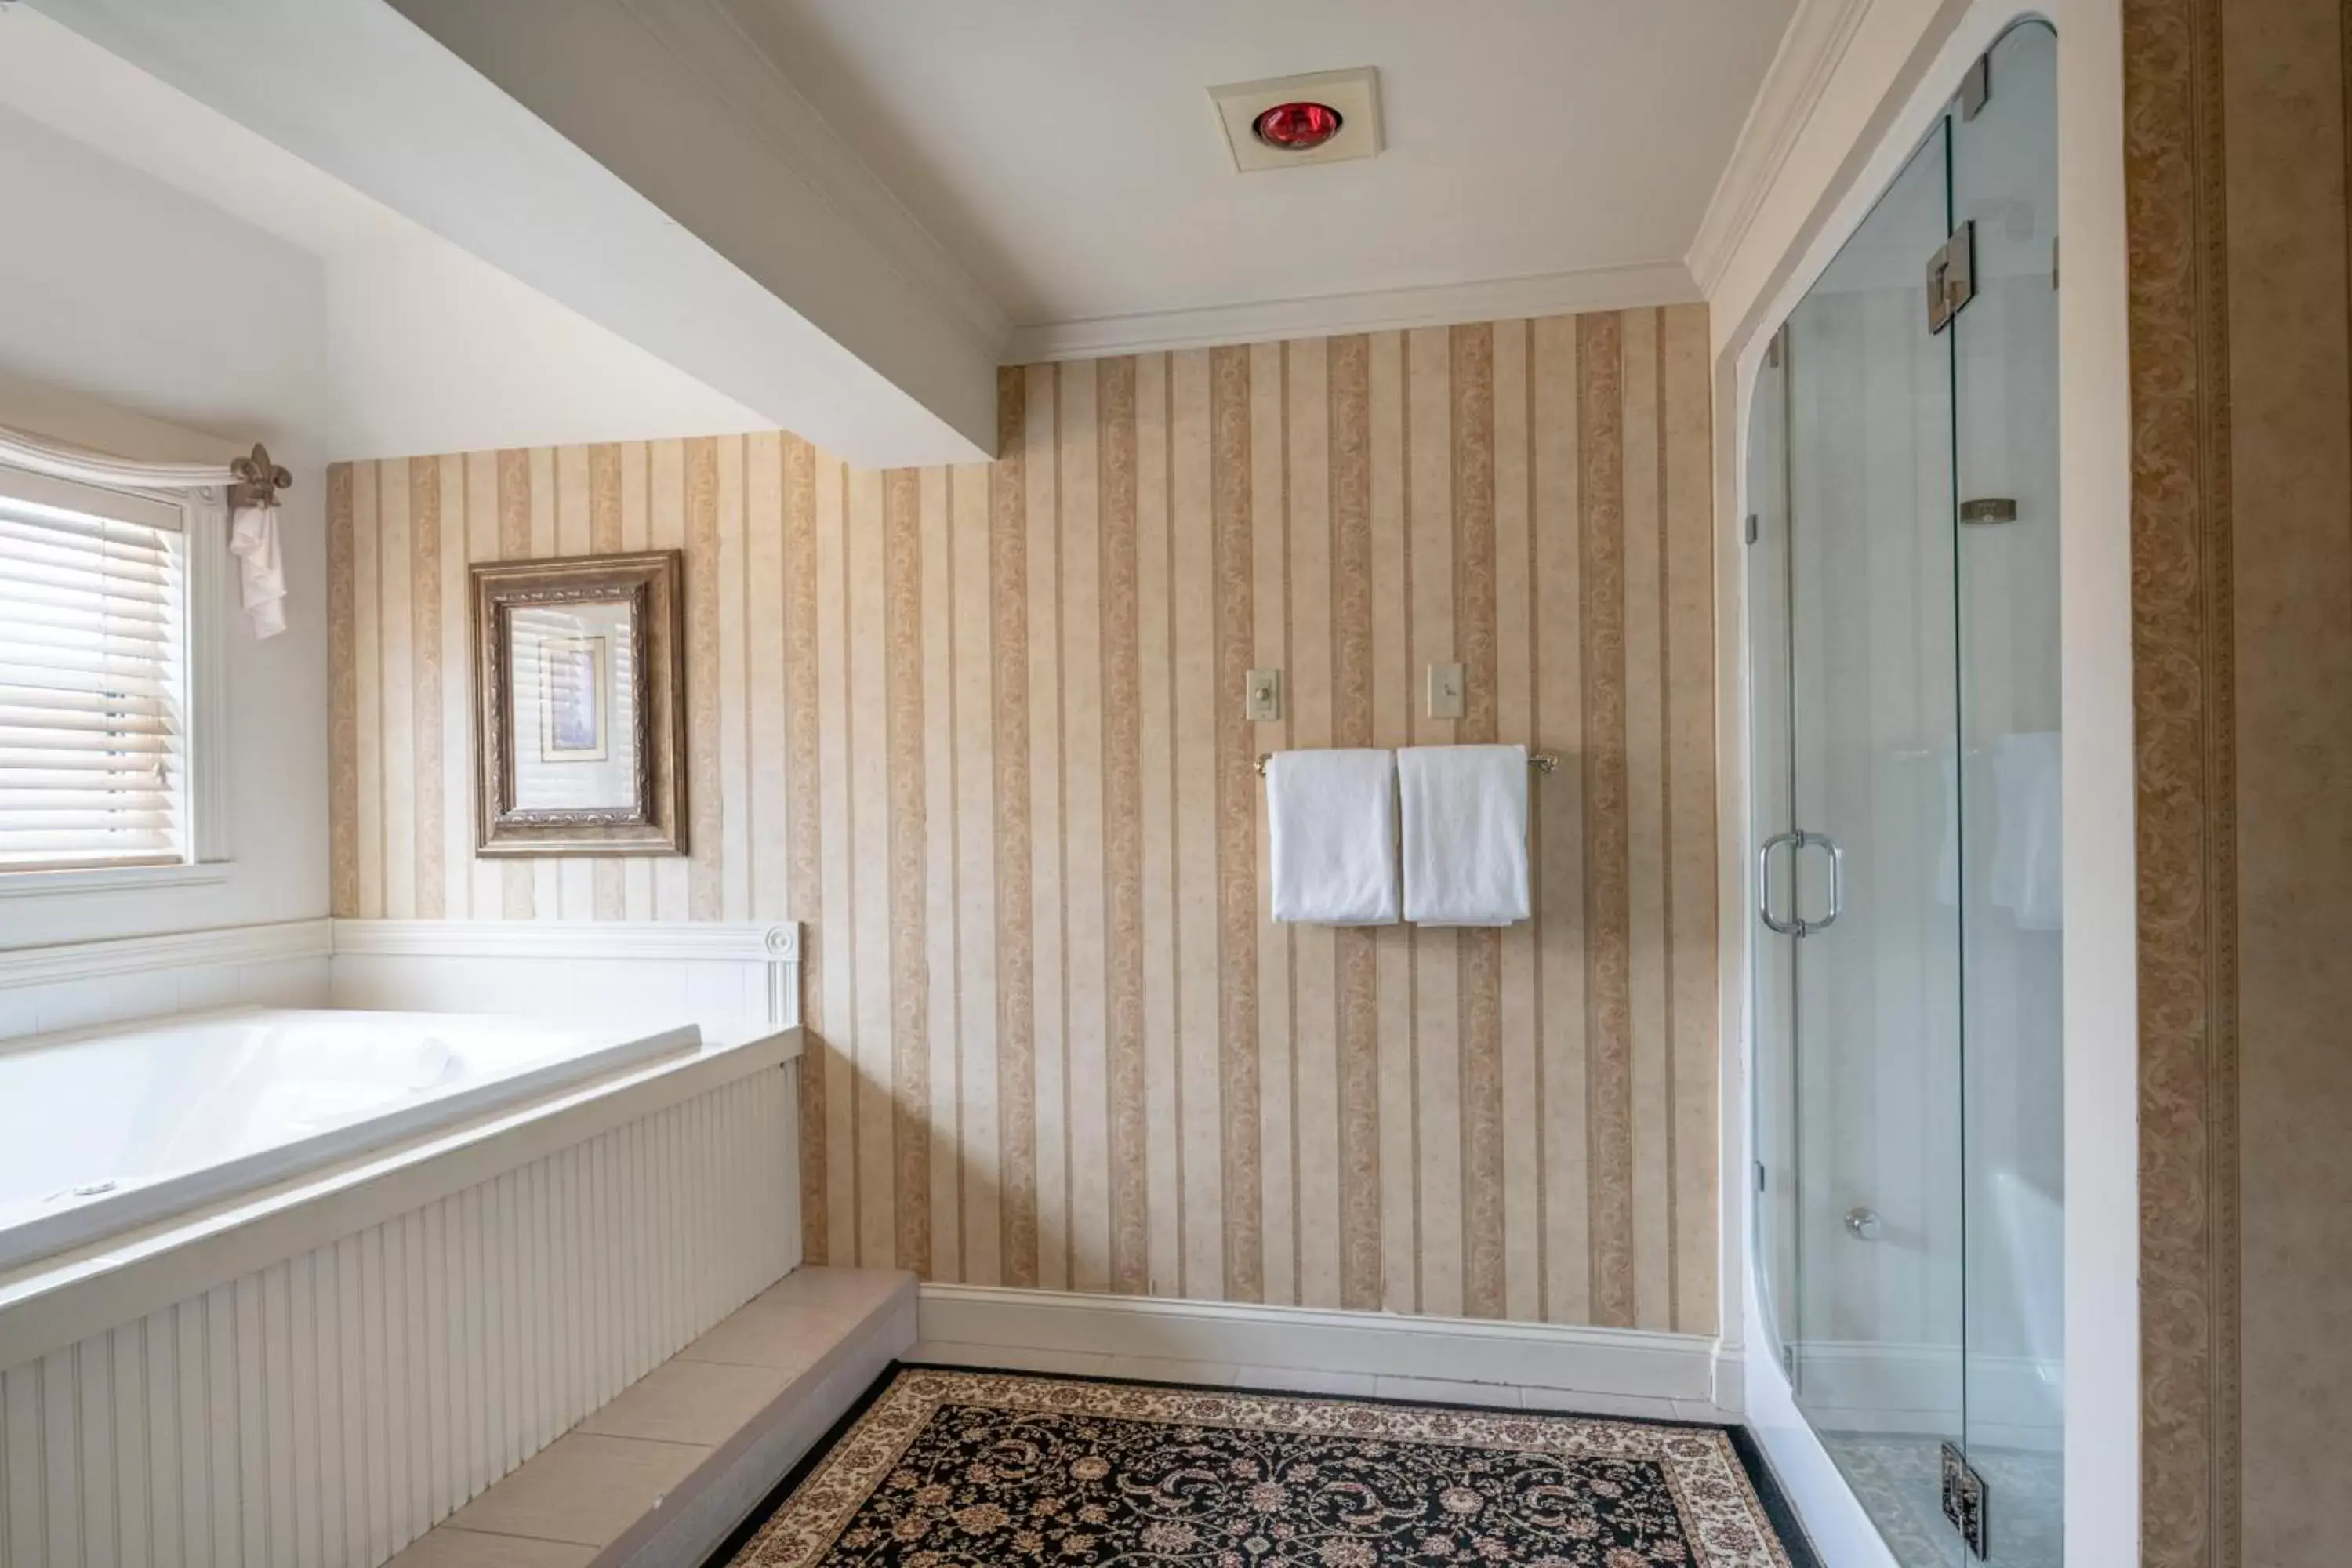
[0,1007,698,1273]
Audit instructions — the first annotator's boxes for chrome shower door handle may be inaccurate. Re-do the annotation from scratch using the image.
[1802,832,1844,934]
[1758,831,1801,935]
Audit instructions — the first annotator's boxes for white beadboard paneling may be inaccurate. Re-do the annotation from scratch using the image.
[325,919,800,1043]
[0,928,334,1048]
[0,1066,797,1568]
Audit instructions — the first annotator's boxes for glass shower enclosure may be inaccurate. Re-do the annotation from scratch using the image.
[1748,22,2061,1566]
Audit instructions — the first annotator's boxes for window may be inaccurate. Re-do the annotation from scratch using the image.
[0,466,193,874]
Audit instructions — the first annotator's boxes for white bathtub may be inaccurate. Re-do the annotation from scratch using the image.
[0,1007,699,1274]
[0,976,801,1568]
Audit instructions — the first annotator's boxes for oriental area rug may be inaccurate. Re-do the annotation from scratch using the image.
[717,1366,1813,1567]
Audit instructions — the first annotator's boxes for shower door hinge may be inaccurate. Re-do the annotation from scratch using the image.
[1765,331,1783,370]
[1959,52,1991,120]
[1754,1160,1767,1192]
[1744,513,1759,545]
[1940,1442,1991,1559]
[1926,220,1978,334]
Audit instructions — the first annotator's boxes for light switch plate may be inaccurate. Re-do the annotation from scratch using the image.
[1246,667,1283,723]
[1428,662,1466,720]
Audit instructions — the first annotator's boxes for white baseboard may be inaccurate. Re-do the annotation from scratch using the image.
[915,1284,1733,1423]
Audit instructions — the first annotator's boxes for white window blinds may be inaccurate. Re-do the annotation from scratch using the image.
[0,470,189,873]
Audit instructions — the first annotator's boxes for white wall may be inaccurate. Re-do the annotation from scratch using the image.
[0,104,331,947]
[1701,0,2136,1561]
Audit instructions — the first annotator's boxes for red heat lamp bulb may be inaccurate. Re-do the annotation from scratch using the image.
[1252,101,1345,153]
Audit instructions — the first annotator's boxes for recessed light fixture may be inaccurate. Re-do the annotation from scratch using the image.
[1210,67,1381,172]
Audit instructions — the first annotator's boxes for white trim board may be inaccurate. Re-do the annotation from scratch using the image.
[916,1285,1729,1422]
[1004,261,1700,365]
[329,917,804,1036]
[328,916,798,964]
[0,916,804,1022]
[0,917,330,990]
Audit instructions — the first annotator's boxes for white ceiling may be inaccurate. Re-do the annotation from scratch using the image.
[725,0,1797,342]
[9,1,1803,462]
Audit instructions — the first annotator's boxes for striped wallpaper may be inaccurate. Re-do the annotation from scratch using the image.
[328,306,1720,1333]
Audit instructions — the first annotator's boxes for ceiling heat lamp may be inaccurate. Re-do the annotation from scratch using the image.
[1209,67,1381,172]
[1252,100,1345,153]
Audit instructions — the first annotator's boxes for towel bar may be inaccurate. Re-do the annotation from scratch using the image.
[1256,750,1562,777]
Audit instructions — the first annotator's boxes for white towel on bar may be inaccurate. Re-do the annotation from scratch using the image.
[1267,749,1399,925]
[1399,744,1531,926]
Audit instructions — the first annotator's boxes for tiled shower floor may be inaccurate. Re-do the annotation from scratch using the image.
[1817,1429,2061,1567]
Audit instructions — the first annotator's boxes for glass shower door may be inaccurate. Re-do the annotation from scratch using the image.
[1780,118,1970,1562]
[1952,22,2063,1568]
[1749,24,2063,1565]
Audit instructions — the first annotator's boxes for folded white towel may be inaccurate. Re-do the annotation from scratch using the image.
[229,503,287,638]
[1267,749,1399,925]
[1399,744,1531,926]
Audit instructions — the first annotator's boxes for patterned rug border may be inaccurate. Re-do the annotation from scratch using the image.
[710,1361,1820,1568]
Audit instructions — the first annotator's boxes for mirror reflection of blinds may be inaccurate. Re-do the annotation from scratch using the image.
[0,488,187,872]
[508,606,635,810]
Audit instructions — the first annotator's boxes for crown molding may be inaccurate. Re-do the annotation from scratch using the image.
[1004,260,1700,365]
[1684,0,1874,299]
[618,0,1010,358]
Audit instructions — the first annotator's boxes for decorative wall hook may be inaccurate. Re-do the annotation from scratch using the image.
[226,443,292,510]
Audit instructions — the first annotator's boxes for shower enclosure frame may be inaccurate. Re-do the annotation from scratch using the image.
[1703,4,2138,1563]
[1748,25,2065,1552]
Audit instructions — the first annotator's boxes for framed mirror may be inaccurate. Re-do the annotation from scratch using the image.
[470,550,688,855]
